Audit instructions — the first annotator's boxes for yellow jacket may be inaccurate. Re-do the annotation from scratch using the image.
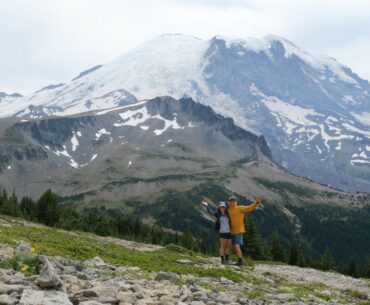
[229,202,258,234]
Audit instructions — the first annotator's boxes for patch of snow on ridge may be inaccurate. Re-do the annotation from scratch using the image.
[71,132,79,151]
[115,105,185,135]
[351,112,370,126]
[90,154,98,161]
[53,145,80,168]
[95,128,111,140]
[263,98,318,134]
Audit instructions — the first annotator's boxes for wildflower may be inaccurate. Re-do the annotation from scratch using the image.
[21,265,29,272]
[30,246,36,253]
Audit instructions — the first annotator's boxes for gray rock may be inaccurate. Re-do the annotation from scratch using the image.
[83,257,107,268]
[19,289,72,305]
[189,301,206,305]
[36,257,62,289]
[0,294,18,305]
[79,301,105,305]
[14,241,31,253]
[116,291,135,303]
[0,284,27,295]
[72,285,118,304]
[155,272,180,282]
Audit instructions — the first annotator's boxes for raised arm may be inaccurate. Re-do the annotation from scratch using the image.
[239,196,261,214]
[201,199,218,218]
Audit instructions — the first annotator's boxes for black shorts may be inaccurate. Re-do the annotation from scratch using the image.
[219,233,231,239]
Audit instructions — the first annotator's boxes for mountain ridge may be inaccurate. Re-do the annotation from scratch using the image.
[1,33,369,191]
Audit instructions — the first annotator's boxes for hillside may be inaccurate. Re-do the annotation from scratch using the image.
[0,215,369,305]
[1,34,370,191]
[0,97,369,266]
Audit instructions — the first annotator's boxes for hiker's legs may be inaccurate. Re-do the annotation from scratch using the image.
[225,238,232,255]
[231,234,244,266]
[234,244,243,258]
[219,238,227,256]
[225,238,232,263]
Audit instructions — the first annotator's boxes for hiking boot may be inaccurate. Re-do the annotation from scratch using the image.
[220,256,225,265]
[225,255,230,264]
[235,258,243,266]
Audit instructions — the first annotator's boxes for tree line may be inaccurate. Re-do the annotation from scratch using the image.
[0,188,369,278]
[0,189,202,251]
[243,217,370,278]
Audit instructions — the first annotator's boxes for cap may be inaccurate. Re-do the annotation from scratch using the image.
[218,201,227,208]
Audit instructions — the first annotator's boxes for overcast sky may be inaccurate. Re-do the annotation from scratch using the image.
[1,0,369,95]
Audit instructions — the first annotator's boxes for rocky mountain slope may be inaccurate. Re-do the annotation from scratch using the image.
[1,34,370,191]
[0,215,369,305]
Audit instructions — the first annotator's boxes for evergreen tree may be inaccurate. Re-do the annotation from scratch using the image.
[36,189,59,226]
[321,248,335,271]
[244,218,262,260]
[347,258,358,278]
[366,257,370,278]
[20,196,36,220]
[288,241,299,266]
[179,231,194,249]
[269,232,285,262]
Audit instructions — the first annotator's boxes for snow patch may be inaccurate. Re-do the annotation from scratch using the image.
[95,128,111,140]
[71,132,79,151]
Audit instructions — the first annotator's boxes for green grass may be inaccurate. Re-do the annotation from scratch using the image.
[0,215,246,282]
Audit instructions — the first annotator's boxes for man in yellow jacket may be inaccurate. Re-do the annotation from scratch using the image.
[228,195,261,266]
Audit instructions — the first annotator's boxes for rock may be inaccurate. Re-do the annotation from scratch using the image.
[79,301,105,305]
[155,272,180,282]
[36,257,63,289]
[220,277,234,285]
[175,259,194,265]
[189,301,206,305]
[186,275,196,285]
[72,285,118,304]
[83,257,107,268]
[116,291,134,303]
[14,240,31,253]
[276,292,296,300]
[0,243,14,258]
[0,294,18,305]
[19,289,72,305]
[0,284,27,294]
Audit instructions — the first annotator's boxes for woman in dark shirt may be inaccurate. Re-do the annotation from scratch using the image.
[201,200,232,264]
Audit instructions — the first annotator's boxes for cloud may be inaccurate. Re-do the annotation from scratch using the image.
[0,0,369,94]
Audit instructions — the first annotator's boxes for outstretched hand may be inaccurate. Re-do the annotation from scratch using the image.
[255,196,262,205]
[201,199,209,207]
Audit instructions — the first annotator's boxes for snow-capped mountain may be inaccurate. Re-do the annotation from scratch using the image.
[0,91,22,104]
[1,34,370,191]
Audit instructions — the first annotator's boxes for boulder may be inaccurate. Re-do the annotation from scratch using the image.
[0,294,18,305]
[19,289,72,305]
[155,272,180,282]
[0,284,27,295]
[35,258,62,289]
[116,291,134,303]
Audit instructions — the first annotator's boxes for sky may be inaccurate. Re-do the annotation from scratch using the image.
[1,0,369,95]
